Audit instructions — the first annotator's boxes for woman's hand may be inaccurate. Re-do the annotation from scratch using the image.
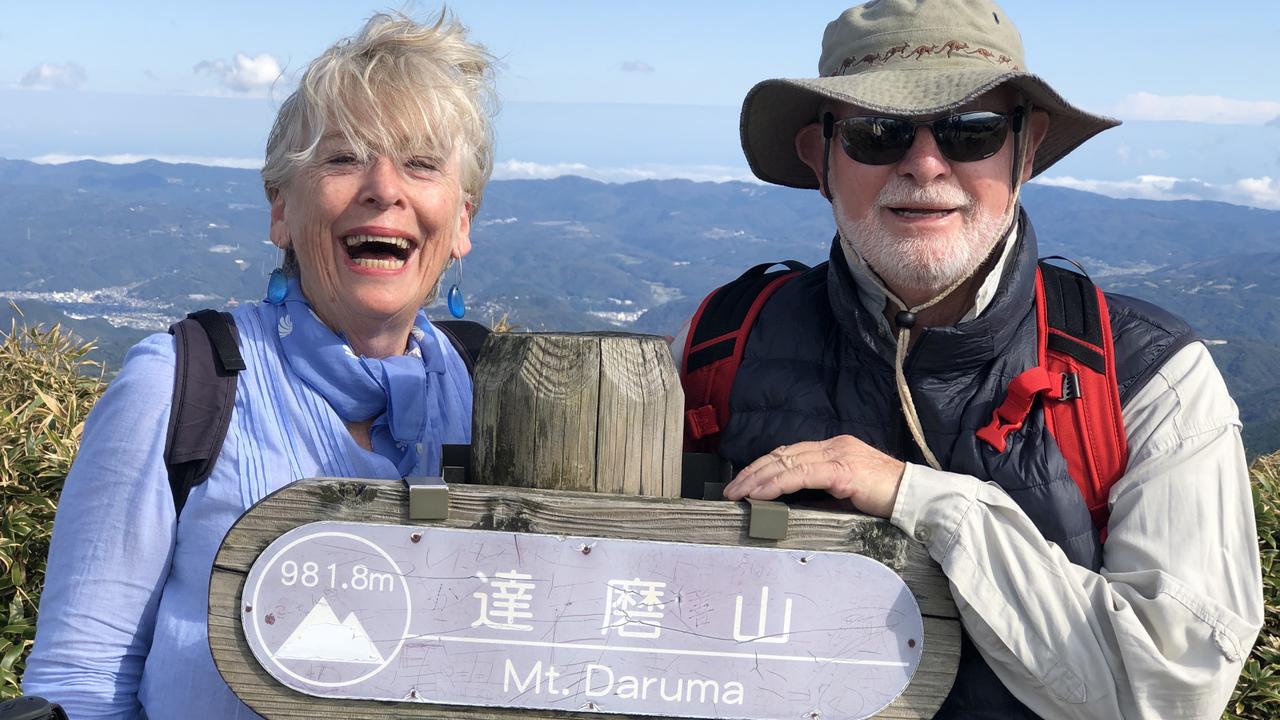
[722,435,906,518]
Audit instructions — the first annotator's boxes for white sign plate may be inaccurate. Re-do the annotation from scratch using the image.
[242,522,923,719]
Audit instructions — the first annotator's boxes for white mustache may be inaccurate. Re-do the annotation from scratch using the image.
[875,179,972,210]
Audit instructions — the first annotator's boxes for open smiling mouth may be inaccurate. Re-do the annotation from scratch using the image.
[888,207,957,219]
[343,234,415,270]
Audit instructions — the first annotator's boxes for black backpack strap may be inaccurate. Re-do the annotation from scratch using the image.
[1038,260,1106,372]
[680,260,809,499]
[431,319,490,375]
[684,260,809,373]
[1038,260,1126,534]
[165,310,243,517]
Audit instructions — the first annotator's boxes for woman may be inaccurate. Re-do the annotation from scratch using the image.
[22,12,496,718]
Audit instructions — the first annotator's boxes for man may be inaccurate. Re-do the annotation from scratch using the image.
[697,1,1263,717]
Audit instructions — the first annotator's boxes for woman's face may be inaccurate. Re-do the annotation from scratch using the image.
[270,135,472,340]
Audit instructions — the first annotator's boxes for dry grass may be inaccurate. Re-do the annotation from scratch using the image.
[0,318,104,695]
[490,311,520,333]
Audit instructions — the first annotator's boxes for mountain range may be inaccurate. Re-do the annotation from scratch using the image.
[2,157,1278,454]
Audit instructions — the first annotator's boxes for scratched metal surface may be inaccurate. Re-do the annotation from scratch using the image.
[242,522,924,720]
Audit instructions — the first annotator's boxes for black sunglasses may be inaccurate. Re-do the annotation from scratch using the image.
[827,107,1024,166]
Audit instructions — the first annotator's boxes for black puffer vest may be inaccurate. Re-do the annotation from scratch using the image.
[720,214,1195,718]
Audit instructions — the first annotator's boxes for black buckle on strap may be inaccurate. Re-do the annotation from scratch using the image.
[1061,372,1082,401]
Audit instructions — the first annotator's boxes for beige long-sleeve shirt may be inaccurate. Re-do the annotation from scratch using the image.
[849,226,1265,718]
[892,340,1263,719]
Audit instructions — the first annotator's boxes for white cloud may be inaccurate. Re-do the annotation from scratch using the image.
[619,60,655,73]
[494,160,593,179]
[20,62,87,90]
[194,53,283,95]
[1236,177,1280,208]
[29,153,261,169]
[492,159,758,184]
[1114,92,1280,125]
[1035,174,1280,210]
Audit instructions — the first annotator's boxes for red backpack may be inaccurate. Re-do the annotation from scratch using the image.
[680,259,1127,537]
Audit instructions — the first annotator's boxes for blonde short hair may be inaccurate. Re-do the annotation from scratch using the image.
[262,10,497,215]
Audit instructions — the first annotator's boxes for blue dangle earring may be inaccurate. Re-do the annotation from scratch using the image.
[446,258,466,318]
[266,251,288,304]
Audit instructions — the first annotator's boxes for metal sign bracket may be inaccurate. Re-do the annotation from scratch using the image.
[747,499,789,540]
[405,444,473,520]
[405,476,449,520]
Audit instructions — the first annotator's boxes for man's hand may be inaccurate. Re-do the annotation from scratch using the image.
[722,435,907,518]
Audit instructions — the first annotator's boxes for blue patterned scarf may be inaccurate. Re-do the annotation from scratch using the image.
[270,277,444,476]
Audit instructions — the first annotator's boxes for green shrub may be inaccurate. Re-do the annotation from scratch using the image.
[0,319,104,696]
[1228,453,1280,719]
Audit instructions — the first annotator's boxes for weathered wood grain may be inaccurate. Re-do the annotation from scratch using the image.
[596,334,683,498]
[471,333,682,497]
[210,479,959,719]
[472,333,600,492]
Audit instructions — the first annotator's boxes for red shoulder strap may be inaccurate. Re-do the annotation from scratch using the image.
[977,262,1127,538]
[680,262,806,453]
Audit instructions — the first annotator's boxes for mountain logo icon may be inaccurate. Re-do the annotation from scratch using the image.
[273,596,385,665]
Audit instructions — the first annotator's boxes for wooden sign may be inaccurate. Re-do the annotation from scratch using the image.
[210,479,960,719]
[241,522,924,719]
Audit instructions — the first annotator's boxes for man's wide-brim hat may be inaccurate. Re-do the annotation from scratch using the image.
[741,0,1120,189]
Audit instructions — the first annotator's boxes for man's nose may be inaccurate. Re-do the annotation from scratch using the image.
[895,128,951,186]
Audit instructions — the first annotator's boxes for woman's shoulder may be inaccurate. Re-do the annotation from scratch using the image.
[227,301,281,343]
[113,302,276,401]
[119,331,178,380]
[83,332,178,439]
[123,304,271,375]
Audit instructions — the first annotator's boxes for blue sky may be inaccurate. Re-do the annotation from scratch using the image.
[2,1,1278,208]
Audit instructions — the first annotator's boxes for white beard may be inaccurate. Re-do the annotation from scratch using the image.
[836,178,1012,298]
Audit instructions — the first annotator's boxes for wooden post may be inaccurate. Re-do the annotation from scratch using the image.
[471,332,682,497]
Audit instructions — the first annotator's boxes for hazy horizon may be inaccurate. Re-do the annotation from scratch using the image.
[2,2,1277,208]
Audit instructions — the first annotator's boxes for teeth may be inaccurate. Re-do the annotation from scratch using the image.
[344,234,411,249]
[352,257,406,270]
[894,209,951,218]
